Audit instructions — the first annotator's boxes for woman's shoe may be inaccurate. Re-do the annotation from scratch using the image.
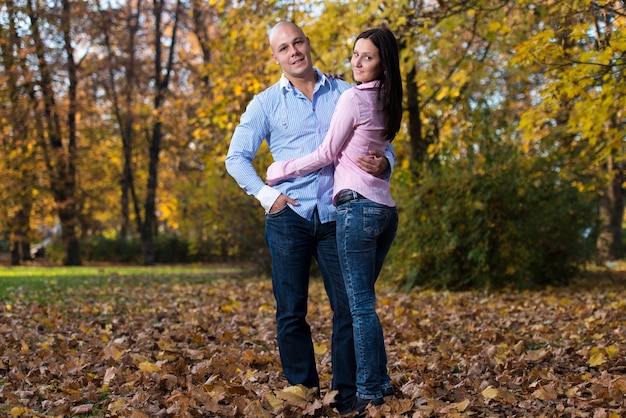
[337,395,383,416]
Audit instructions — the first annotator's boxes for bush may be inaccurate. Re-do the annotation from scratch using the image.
[79,235,190,264]
[388,143,597,291]
[79,236,142,263]
[45,230,262,266]
[153,234,190,263]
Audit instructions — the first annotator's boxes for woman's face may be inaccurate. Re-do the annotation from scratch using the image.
[351,38,383,84]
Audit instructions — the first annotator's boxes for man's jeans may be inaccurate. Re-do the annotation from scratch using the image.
[336,198,398,400]
[265,206,356,404]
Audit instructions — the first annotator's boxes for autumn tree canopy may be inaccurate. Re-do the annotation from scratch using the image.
[0,0,624,282]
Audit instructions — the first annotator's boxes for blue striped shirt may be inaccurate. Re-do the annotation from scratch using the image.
[225,69,352,223]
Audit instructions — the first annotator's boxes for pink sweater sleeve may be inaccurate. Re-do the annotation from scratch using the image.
[266,90,357,184]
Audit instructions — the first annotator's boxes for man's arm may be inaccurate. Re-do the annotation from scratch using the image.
[357,143,395,178]
[225,97,285,213]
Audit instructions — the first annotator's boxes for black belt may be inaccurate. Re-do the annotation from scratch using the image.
[334,189,364,206]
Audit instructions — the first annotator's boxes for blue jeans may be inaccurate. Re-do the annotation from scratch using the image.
[265,206,356,404]
[336,198,398,400]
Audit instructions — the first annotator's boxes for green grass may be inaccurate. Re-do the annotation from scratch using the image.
[0,265,242,301]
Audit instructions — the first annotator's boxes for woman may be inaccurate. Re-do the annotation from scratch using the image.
[266,27,402,415]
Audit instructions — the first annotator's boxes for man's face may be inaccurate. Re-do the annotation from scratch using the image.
[270,23,313,79]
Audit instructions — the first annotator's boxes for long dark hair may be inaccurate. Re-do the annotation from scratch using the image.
[354,27,403,142]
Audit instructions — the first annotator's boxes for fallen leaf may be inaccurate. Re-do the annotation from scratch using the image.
[265,392,283,411]
[103,343,124,361]
[8,407,26,417]
[525,348,550,362]
[588,350,606,367]
[314,342,328,355]
[107,398,127,414]
[481,386,499,400]
[103,366,117,386]
[605,344,619,359]
[70,404,93,414]
[276,385,310,408]
[439,398,470,413]
[533,384,558,401]
[138,361,161,373]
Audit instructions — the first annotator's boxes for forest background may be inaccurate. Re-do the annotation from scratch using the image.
[1,0,625,290]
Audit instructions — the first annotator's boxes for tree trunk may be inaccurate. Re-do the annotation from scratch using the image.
[596,157,624,263]
[98,0,143,240]
[58,200,82,265]
[142,119,162,266]
[9,203,32,265]
[10,239,26,266]
[29,0,82,265]
[60,0,81,266]
[407,64,424,167]
[2,0,35,266]
[141,0,181,265]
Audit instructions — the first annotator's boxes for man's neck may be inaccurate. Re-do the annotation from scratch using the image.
[286,71,318,101]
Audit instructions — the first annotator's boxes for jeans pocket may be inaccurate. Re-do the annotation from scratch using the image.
[363,206,389,237]
[266,205,290,219]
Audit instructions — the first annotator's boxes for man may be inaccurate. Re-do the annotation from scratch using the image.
[225,21,393,411]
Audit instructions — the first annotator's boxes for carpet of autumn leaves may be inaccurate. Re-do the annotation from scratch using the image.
[1,268,625,417]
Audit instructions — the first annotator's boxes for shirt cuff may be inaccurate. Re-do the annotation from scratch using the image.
[256,185,282,213]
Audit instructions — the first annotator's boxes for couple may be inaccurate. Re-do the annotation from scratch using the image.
[225,21,402,415]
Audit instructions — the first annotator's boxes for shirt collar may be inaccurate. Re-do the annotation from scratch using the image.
[354,79,381,90]
[279,68,329,93]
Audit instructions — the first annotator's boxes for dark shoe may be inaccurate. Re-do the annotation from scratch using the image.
[337,395,383,416]
[382,386,394,400]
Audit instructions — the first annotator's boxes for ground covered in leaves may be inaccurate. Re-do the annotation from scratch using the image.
[1,269,625,417]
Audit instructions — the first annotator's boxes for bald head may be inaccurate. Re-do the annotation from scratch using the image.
[269,22,306,51]
[268,21,314,83]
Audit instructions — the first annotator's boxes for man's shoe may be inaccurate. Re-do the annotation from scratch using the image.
[337,395,383,416]
[382,386,395,400]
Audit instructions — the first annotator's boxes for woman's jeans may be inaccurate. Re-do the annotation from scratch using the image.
[336,198,398,400]
[265,206,357,404]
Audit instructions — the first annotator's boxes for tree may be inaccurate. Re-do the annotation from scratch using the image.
[26,0,86,265]
[96,0,145,240]
[137,0,182,265]
[1,0,623,274]
[92,0,183,265]
[512,0,626,262]
[177,1,286,263]
[0,0,38,264]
